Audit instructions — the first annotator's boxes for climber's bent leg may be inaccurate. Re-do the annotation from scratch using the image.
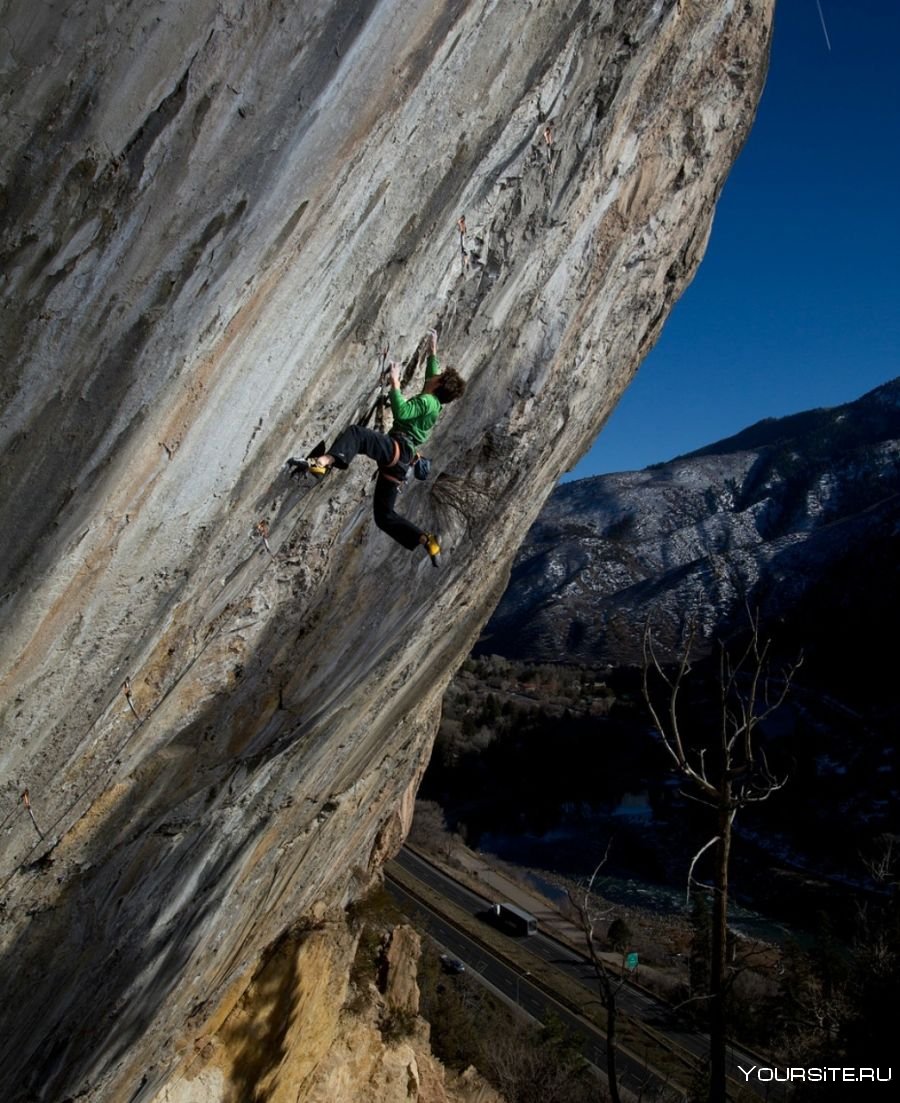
[325,425,394,470]
[373,475,426,551]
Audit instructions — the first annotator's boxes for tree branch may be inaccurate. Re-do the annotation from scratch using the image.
[686,835,719,905]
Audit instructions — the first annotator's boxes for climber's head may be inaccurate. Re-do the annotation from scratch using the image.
[425,367,466,404]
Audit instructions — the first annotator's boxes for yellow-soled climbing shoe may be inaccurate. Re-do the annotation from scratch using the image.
[423,532,441,567]
[287,457,329,479]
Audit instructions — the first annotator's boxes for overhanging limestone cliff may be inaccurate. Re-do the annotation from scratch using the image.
[0,1,773,1099]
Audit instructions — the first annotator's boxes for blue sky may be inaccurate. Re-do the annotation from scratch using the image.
[564,0,900,481]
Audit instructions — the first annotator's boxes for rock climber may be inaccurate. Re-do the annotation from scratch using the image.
[288,330,466,566]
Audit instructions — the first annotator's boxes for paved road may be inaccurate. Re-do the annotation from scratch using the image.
[386,876,682,1099]
[389,847,786,1101]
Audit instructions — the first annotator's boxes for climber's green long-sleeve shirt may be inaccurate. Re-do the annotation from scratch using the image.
[389,354,442,448]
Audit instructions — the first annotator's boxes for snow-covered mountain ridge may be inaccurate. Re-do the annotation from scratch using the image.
[481,377,900,663]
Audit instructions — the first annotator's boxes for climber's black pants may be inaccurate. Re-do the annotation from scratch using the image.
[329,424,424,551]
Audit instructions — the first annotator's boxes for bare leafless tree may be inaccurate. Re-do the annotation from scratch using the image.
[641,610,802,1103]
[486,1017,599,1103]
[862,833,900,889]
[568,842,629,1103]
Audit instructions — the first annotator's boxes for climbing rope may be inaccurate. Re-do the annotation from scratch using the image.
[361,345,390,429]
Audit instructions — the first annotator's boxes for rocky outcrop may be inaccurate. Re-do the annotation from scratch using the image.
[0,1,772,1099]
[381,923,422,1016]
[480,378,900,664]
[147,920,503,1103]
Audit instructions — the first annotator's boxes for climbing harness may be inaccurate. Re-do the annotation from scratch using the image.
[377,435,414,485]
[376,433,430,486]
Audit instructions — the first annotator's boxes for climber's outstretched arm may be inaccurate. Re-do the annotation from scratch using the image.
[388,360,401,391]
[425,330,441,379]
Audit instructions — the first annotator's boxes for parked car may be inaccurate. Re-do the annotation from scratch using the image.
[439,954,466,974]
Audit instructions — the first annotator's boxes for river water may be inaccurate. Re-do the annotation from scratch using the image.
[479,830,796,944]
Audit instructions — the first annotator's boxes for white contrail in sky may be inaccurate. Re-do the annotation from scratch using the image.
[816,0,833,51]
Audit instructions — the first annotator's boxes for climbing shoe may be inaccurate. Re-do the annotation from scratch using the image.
[423,532,441,567]
[287,457,329,479]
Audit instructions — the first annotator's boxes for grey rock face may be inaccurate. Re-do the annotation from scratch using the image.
[482,378,900,664]
[0,1,772,1098]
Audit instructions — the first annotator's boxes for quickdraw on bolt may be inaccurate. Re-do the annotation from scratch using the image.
[255,519,275,559]
[22,789,45,841]
[375,345,390,432]
[123,677,142,721]
[457,214,469,272]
